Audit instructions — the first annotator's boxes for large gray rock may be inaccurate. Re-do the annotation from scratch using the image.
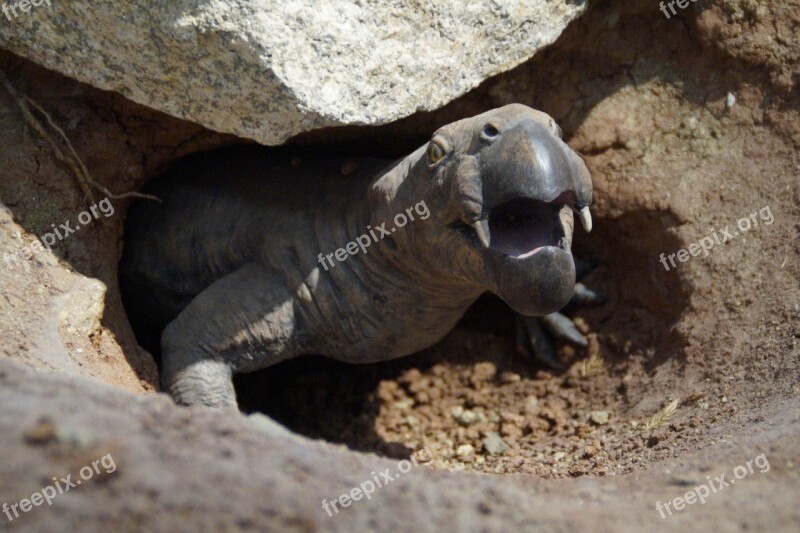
[0,356,798,532]
[0,0,587,145]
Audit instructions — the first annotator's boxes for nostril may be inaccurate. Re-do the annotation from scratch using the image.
[482,124,500,138]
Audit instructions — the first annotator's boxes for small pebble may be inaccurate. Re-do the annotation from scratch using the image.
[726,92,736,109]
[499,371,521,384]
[525,395,539,410]
[483,432,510,455]
[573,317,590,334]
[456,444,475,460]
[453,408,479,426]
[393,399,414,410]
[590,411,610,425]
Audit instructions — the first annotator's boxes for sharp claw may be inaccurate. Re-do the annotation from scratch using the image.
[541,312,588,347]
[570,282,607,306]
[515,256,604,370]
[517,316,565,370]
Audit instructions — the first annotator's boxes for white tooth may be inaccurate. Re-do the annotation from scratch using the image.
[472,219,491,248]
[559,206,574,250]
[579,206,593,233]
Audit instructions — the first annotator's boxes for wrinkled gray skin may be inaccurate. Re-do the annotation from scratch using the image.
[120,104,593,408]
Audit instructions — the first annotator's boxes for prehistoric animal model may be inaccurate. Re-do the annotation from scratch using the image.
[120,104,596,408]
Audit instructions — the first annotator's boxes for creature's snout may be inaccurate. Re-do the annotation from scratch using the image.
[447,116,594,316]
[479,120,593,219]
[454,119,593,257]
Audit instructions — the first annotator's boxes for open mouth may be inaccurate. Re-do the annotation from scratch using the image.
[462,197,591,259]
[486,198,565,258]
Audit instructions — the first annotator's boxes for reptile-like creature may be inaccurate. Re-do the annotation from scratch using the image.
[120,104,595,408]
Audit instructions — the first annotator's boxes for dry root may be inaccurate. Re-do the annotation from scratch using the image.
[0,69,159,205]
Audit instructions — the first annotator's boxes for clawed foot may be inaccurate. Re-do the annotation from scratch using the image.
[515,260,605,370]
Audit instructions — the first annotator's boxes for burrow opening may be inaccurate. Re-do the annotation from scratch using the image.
[119,138,692,477]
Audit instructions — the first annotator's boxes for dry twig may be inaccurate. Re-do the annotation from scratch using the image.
[0,70,159,204]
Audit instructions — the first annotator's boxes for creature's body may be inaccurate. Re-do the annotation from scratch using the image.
[120,104,594,408]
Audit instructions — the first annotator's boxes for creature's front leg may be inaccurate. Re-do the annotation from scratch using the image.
[516,261,605,369]
[161,263,299,408]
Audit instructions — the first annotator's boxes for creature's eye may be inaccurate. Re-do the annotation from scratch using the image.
[427,140,446,165]
[482,124,499,138]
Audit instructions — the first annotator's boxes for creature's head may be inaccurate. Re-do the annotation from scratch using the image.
[369,104,593,316]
